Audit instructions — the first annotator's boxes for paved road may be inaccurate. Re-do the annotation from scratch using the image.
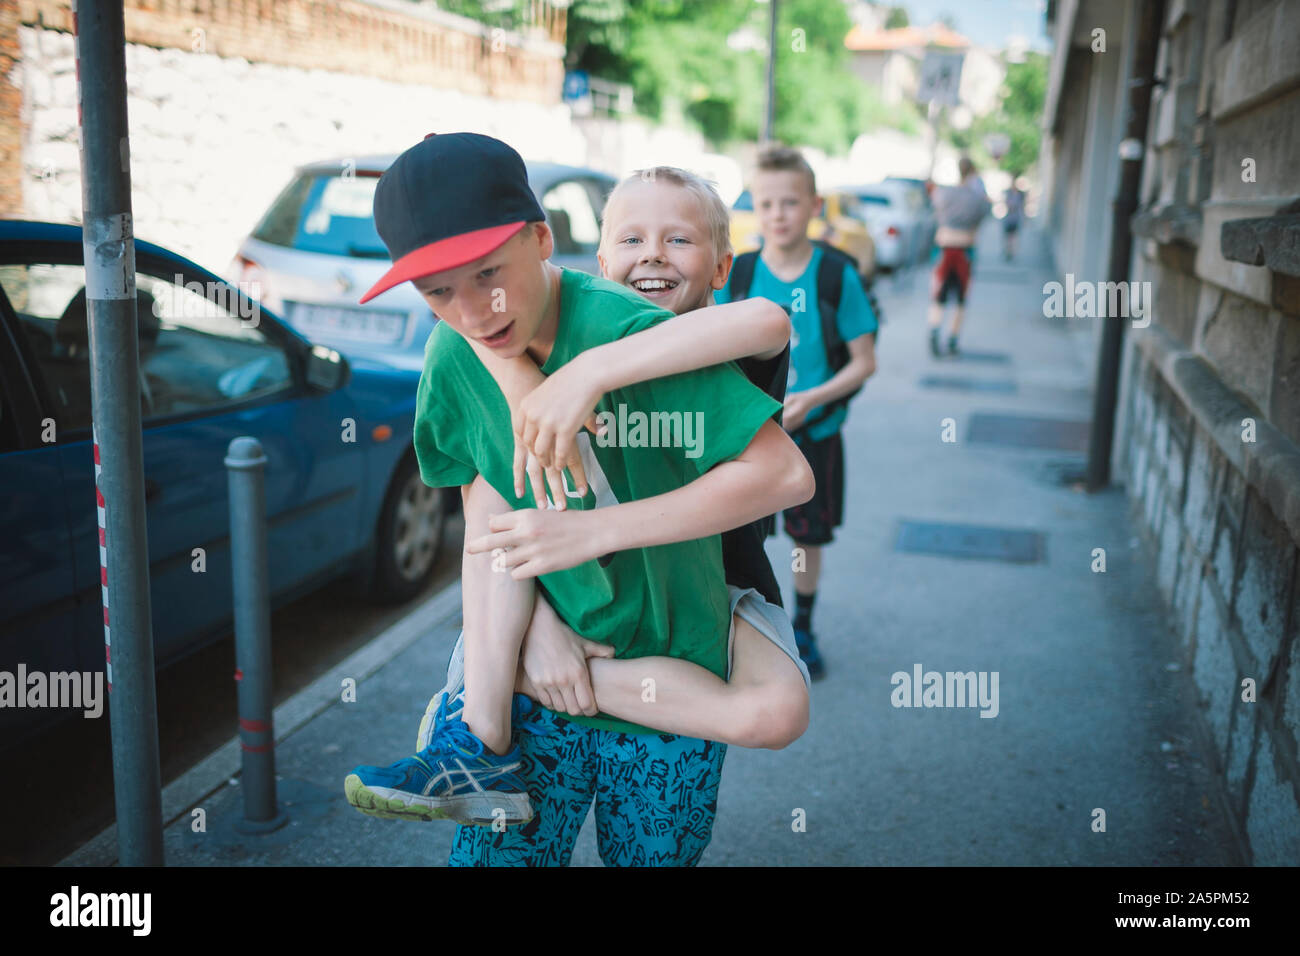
[65,221,1240,866]
[6,516,463,866]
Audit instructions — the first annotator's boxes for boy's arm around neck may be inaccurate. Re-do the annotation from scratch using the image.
[490,296,791,476]
[465,294,790,417]
[582,296,791,392]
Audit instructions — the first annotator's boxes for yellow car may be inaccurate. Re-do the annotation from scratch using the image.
[729,189,877,280]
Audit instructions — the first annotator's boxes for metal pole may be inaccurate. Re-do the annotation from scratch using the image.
[763,0,778,142]
[75,0,164,866]
[1085,0,1165,491]
[926,101,941,180]
[226,437,287,833]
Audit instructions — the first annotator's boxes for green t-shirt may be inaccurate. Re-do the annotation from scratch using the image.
[413,267,782,734]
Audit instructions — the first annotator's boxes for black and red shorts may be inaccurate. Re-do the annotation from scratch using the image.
[931,246,972,304]
[780,429,844,547]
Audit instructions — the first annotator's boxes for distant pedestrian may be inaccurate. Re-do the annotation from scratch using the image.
[1003,178,1026,261]
[927,157,991,357]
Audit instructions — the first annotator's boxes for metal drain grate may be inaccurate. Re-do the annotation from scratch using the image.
[968,413,1091,452]
[919,375,1017,393]
[969,268,1029,284]
[951,350,1012,364]
[895,520,1045,563]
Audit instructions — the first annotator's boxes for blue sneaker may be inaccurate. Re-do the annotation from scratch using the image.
[415,635,553,751]
[794,628,826,681]
[345,692,533,826]
[415,633,466,751]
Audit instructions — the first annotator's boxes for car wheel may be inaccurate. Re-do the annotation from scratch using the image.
[370,454,445,604]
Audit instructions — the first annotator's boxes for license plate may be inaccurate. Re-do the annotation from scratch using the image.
[289,303,406,345]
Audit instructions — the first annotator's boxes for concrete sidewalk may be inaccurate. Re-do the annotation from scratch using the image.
[64,220,1240,866]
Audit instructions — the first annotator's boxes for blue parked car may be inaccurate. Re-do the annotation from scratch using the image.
[0,221,451,740]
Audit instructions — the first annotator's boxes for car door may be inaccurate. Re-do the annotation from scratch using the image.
[0,273,83,741]
[4,246,366,668]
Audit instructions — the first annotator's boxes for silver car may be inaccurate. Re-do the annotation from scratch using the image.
[230,158,617,368]
[842,181,934,272]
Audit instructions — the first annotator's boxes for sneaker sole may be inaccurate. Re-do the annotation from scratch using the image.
[344,774,533,827]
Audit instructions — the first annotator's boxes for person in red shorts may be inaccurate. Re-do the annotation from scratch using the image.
[927,157,990,357]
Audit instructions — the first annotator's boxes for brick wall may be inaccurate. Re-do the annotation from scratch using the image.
[0,0,21,215]
[18,0,566,105]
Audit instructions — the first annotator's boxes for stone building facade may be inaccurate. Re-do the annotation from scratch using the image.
[1043,0,1300,864]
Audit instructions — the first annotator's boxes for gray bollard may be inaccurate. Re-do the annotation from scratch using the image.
[225,436,287,834]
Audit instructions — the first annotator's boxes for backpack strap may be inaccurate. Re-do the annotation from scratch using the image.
[815,241,846,352]
[730,250,760,301]
[795,243,858,435]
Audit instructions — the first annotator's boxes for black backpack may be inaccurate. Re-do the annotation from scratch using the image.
[729,240,878,433]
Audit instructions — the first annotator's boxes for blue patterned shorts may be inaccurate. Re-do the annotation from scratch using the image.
[448,698,727,867]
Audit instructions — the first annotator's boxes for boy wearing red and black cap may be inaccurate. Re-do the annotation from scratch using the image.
[345,133,810,865]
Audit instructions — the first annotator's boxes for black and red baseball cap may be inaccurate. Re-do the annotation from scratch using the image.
[359,132,546,304]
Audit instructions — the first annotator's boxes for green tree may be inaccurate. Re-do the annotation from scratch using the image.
[966,51,1047,175]
[885,6,909,29]
[433,0,912,153]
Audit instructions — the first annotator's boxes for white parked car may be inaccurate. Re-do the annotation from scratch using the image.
[841,181,933,271]
[230,158,617,368]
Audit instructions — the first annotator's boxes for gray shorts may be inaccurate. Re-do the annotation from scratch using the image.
[726,585,811,691]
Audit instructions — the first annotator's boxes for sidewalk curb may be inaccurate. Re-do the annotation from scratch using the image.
[59,581,463,867]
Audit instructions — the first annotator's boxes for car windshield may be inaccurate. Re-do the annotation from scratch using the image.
[253,172,388,259]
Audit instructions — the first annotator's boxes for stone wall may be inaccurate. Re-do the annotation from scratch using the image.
[5,0,733,276]
[1045,0,1300,864]
[16,23,585,272]
[1124,326,1300,865]
[1120,0,1300,864]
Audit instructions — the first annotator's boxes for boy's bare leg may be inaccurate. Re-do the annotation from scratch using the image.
[948,304,967,337]
[519,597,809,749]
[793,544,822,595]
[460,475,536,755]
[926,301,944,330]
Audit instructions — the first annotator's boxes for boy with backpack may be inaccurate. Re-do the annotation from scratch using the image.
[715,146,878,679]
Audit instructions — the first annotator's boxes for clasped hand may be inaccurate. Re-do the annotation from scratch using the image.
[510,355,607,509]
[466,506,606,579]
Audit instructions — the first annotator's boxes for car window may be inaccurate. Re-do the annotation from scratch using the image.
[255,172,387,260]
[845,193,892,221]
[0,263,292,433]
[580,177,614,221]
[542,180,601,256]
